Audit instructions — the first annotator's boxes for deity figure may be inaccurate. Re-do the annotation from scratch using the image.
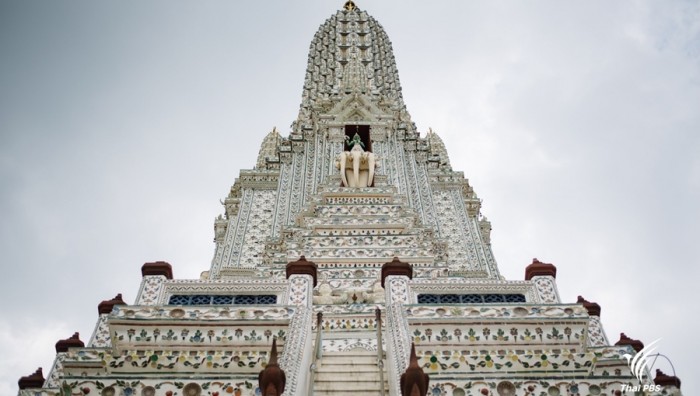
[345,132,364,149]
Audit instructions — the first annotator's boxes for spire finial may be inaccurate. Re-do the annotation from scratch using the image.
[269,337,279,364]
[408,343,420,368]
[401,343,430,396]
[258,337,286,396]
[344,0,357,11]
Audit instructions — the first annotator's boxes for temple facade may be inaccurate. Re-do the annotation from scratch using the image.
[18,2,682,396]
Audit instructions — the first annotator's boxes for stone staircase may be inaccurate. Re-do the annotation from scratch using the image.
[314,350,388,396]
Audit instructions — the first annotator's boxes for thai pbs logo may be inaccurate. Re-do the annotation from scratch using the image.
[621,338,662,393]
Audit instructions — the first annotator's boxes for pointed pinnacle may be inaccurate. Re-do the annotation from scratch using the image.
[269,338,279,364]
[408,343,420,368]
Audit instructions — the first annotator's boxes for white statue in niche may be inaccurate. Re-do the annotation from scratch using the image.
[362,281,385,304]
[337,132,378,188]
[313,283,348,305]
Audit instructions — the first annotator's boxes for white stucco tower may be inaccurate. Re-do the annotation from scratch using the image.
[19,2,682,396]
[209,0,498,283]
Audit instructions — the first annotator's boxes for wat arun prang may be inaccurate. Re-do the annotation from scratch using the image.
[18,2,682,395]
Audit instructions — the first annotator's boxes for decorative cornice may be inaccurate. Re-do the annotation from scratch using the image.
[406,303,588,321]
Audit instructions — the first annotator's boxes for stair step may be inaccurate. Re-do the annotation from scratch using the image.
[317,353,376,358]
[313,351,387,394]
[316,371,385,382]
[319,359,378,366]
[316,352,383,363]
[317,365,383,374]
[315,382,389,392]
[315,393,385,396]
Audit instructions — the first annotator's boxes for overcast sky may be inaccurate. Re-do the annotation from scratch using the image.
[1,1,698,394]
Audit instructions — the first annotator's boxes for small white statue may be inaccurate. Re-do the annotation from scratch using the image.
[362,282,385,304]
[313,283,348,305]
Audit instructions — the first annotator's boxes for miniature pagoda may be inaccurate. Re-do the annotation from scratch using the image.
[19,2,682,396]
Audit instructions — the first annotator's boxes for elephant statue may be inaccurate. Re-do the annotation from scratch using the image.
[337,144,377,188]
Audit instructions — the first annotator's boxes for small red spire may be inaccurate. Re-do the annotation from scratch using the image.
[97,293,127,315]
[400,343,429,396]
[615,333,644,353]
[408,343,420,368]
[258,338,286,396]
[654,369,681,389]
[381,257,413,287]
[577,295,601,316]
[269,338,279,364]
[55,332,84,353]
[18,367,44,390]
[285,256,318,286]
[141,261,173,279]
[524,258,557,280]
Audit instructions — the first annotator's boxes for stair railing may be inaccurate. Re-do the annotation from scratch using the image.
[376,307,386,396]
[307,311,324,396]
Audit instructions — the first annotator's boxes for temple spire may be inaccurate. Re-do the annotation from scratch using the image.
[298,1,407,126]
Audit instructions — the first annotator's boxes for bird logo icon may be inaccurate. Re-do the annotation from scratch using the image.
[622,338,661,382]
